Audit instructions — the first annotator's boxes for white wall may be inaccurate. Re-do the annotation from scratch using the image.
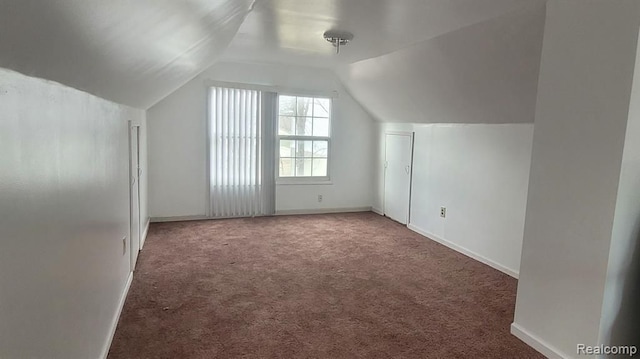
[362,4,542,280]
[373,123,533,277]
[147,73,208,218]
[148,61,375,218]
[512,1,640,357]
[599,28,640,348]
[0,68,145,358]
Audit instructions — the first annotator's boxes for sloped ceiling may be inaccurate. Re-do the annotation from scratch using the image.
[222,0,547,123]
[0,0,254,109]
[338,3,546,123]
[0,0,546,121]
[221,0,544,68]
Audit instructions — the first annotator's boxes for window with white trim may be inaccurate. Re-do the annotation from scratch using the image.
[277,95,331,180]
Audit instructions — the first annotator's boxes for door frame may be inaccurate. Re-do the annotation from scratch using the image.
[383,131,415,225]
[128,123,141,271]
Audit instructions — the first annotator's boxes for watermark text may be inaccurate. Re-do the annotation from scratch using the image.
[577,344,637,356]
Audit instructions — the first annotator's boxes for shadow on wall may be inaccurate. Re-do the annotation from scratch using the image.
[609,219,640,354]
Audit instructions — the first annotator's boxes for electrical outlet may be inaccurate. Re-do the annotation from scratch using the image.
[122,237,127,255]
[318,194,323,202]
[440,207,446,218]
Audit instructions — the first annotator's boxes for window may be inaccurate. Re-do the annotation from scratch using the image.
[277,95,331,180]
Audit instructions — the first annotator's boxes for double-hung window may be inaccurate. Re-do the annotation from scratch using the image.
[277,95,331,181]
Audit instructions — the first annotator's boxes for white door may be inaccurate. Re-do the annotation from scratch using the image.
[129,125,141,270]
[384,133,413,224]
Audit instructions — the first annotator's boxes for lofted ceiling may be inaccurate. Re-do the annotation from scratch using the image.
[221,0,545,68]
[0,0,547,121]
[224,0,547,124]
[339,3,547,123]
[0,0,254,109]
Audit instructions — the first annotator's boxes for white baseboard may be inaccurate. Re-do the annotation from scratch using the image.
[151,214,272,222]
[150,215,210,223]
[371,207,383,216]
[407,224,519,278]
[140,218,150,250]
[275,206,372,216]
[100,272,133,359]
[152,209,374,222]
[511,323,568,359]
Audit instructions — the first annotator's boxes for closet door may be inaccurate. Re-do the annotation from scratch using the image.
[384,133,414,224]
[129,124,141,270]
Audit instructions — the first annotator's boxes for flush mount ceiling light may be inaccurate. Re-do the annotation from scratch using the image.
[323,30,353,54]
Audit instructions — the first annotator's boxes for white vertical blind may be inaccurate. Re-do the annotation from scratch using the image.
[208,87,275,217]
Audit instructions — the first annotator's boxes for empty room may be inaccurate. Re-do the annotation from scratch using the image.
[2,1,640,358]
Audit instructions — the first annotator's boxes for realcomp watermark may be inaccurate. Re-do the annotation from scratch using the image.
[577,344,637,356]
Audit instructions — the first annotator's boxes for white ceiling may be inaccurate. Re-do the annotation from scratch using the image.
[221,0,545,68]
[0,0,547,119]
[0,0,254,108]
[339,3,546,123]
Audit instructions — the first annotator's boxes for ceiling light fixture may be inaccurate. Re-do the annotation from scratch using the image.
[323,30,353,54]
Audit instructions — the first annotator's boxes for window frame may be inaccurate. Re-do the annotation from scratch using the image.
[276,94,332,184]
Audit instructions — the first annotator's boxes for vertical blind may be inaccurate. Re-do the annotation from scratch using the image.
[208,87,275,217]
